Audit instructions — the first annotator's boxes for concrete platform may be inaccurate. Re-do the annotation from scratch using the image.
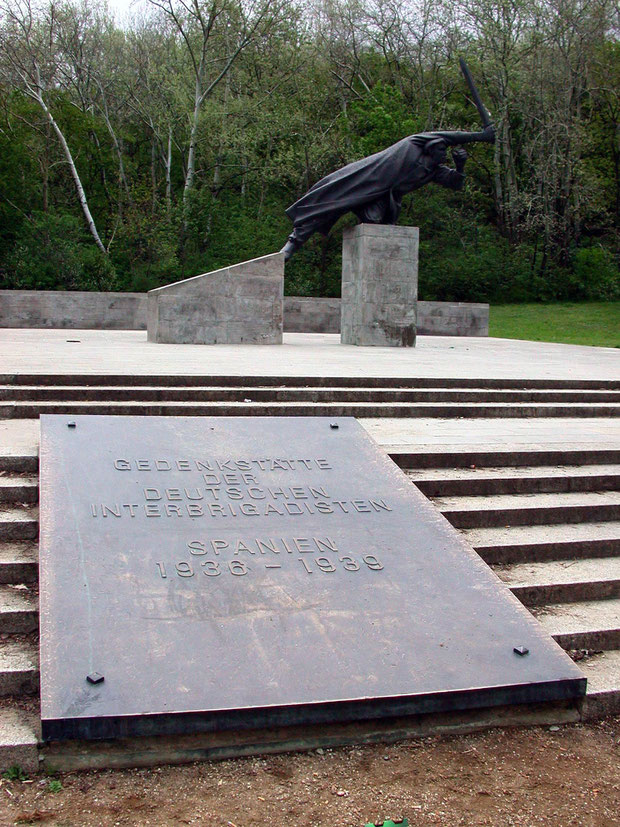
[1,329,618,380]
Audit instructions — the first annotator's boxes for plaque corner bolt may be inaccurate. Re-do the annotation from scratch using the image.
[86,672,105,684]
[513,645,529,657]
[67,421,76,429]
[330,422,339,429]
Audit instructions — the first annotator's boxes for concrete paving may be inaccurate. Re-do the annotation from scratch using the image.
[1,329,619,380]
[2,417,619,460]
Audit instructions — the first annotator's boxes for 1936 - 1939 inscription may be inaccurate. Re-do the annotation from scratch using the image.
[38,415,585,742]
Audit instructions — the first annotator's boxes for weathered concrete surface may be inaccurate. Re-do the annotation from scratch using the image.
[341,224,419,347]
[0,706,39,773]
[0,291,487,336]
[284,297,341,333]
[418,301,488,337]
[147,254,284,344]
[0,290,148,330]
[286,299,488,337]
[1,330,619,380]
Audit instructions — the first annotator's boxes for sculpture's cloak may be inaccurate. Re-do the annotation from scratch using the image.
[285,133,463,236]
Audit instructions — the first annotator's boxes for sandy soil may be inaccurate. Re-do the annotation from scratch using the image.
[1,718,619,827]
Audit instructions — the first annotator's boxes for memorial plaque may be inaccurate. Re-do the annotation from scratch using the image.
[39,416,585,741]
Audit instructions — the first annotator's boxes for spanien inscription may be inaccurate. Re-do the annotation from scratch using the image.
[39,415,586,742]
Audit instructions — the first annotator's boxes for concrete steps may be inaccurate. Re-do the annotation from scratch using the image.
[415,449,620,723]
[0,543,38,583]
[2,385,619,403]
[463,522,620,565]
[532,598,620,650]
[0,507,38,542]
[407,465,620,496]
[579,649,620,717]
[0,701,39,774]
[3,399,620,419]
[394,447,620,469]
[0,380,618,770]
[2,374,619,389]
[0,375,618,421]
[433,491,620,528]
[0,639,38,696]
[0,585,38,633]
[0,475,38,504]
[493,557,620,605]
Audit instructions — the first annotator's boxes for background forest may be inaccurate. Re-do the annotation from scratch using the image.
[0,0,618,302]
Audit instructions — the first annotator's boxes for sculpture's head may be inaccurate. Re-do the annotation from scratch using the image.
[425,137,448,164]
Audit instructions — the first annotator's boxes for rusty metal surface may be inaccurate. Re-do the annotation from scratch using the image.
[39,415,585,741]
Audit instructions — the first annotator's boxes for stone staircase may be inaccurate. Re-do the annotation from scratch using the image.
[0,375,618,771]
[399,449,620,720]
[0,374,618,419]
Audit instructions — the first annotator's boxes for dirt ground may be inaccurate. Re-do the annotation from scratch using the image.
[1,718,619,827]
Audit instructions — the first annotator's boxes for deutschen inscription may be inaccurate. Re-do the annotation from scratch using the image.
[39,416,585,742]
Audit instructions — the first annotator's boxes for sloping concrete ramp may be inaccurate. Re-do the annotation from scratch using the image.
[147,253,283,344]
[39,415,584,745]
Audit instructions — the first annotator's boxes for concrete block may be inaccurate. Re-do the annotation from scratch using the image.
[147,253,284,345]
[341,224,418,347]
[0,707,39,774]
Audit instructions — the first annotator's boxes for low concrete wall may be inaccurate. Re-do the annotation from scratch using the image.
[0,290,148,330]
[0,290,488,336]
[418,301,489,337]
[284,297,341,333]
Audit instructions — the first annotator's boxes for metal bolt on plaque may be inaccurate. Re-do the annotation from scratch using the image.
[513,646,530,656]
[86,672,105,685]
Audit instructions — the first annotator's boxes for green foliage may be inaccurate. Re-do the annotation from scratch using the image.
[110,204,179,292]
[47,779,63,793]
[573,247,620,300]
[2,766,28,781]
[342,84,422,158]
[1,212,118,291]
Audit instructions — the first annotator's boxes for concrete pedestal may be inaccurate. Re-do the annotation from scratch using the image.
[341,224,418,347]
[147,253,284,344]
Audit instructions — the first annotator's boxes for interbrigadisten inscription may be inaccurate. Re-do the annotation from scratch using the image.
[91,497,391,518]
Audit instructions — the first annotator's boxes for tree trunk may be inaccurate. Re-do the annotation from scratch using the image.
[166,127,173,214]
[36,94,107,254]
[183,71,203,210]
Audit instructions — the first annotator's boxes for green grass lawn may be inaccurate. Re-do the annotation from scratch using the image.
[489,302,620,348]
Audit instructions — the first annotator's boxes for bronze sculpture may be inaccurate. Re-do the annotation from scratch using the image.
[281,61,495,261]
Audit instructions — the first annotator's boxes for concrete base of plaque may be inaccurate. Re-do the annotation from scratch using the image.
[341,224,418,347]
[147,253,284,344]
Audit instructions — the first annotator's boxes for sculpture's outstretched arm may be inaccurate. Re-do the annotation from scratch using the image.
[429,125,495,146]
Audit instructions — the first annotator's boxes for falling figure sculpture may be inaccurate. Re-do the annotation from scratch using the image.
[281,60,495,261]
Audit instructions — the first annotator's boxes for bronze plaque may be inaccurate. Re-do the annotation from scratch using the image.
[39,416,585,740]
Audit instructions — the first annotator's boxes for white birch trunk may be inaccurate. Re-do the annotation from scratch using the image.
[166,127,172,213]
[183,71,203,208]
[36,93,107,254]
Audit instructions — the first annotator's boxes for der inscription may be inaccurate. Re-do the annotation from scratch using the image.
[39,416,585,741]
